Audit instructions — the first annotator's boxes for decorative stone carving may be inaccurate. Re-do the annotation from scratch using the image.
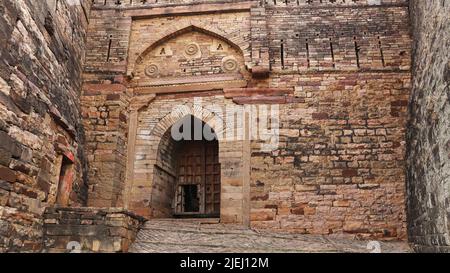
[136,31,248,79]
[154,46,173,57]
[211,40,226,52]
[184,43,201,58]
[145,64,159,77]
[222,56,239,73]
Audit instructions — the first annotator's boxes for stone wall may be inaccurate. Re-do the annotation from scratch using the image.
[250,72,410,239]
[150,129,178,218]
[407,0,450,252]
[43,207,145,253]
[266,6,411,71]
[82,0,411,239]
[82,86,129,208]
[0,0,434,253]
[0,0,91,252]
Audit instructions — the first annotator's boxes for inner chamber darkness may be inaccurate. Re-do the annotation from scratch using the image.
[152,115,221,218]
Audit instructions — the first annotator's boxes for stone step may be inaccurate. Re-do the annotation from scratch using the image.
[130,219,411,253]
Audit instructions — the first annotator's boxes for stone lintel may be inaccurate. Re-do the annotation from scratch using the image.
[224,87,294,98]
[224,87,294,105]
[134,80,248,95]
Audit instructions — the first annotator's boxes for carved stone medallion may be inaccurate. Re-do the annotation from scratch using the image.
[145,64,159,77]
[222,56,239,73]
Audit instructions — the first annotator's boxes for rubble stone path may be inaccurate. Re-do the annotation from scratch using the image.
[130,219,411,253]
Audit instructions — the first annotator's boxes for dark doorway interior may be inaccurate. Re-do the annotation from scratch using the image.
[172,116,221,218]
[182,185,200,213]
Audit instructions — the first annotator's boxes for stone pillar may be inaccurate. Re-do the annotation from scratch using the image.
[81,83,130,208]
[219,140,246,224]
[123,95,156,211]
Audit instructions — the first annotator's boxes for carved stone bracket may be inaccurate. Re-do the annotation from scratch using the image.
[129,94,157,112]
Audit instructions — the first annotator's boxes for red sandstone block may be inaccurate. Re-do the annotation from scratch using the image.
[251,209,276,221]
[304,207,317,216]
[37,177,51,194]
[291,207,304,215]
[312,113,329,120]
[0,166,16,183]
[15,185,39,199]
[119,113,127,123]
[342,169,358,177]
[106,94,122,101]
[343,221,364,233]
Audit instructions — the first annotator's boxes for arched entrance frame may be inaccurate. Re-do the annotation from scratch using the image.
[125,98,250,225]
[124,23,251,225]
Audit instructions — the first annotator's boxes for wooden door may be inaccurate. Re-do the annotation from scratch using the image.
[175,140,220,217]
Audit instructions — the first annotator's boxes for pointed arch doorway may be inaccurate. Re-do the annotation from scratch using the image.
[126,101,249,225]
[154,115,221,218]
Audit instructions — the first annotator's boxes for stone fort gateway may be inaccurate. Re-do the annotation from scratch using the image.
[0,0,448,253]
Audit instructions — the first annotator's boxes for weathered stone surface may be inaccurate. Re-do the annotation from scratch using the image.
[407,0,450,253]
[82,0,411,241]
[43,207,145,253]
[0,0,91,253]
[0,0,447,253]
[130,219,411,253]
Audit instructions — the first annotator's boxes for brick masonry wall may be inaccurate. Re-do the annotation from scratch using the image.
[407,0,450,252]
[266,6,411,72]
[0,0,91,252]
[82,0,411,239]
[82,86,129,208]
[43,207,145,253]
[251,72,409,239]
